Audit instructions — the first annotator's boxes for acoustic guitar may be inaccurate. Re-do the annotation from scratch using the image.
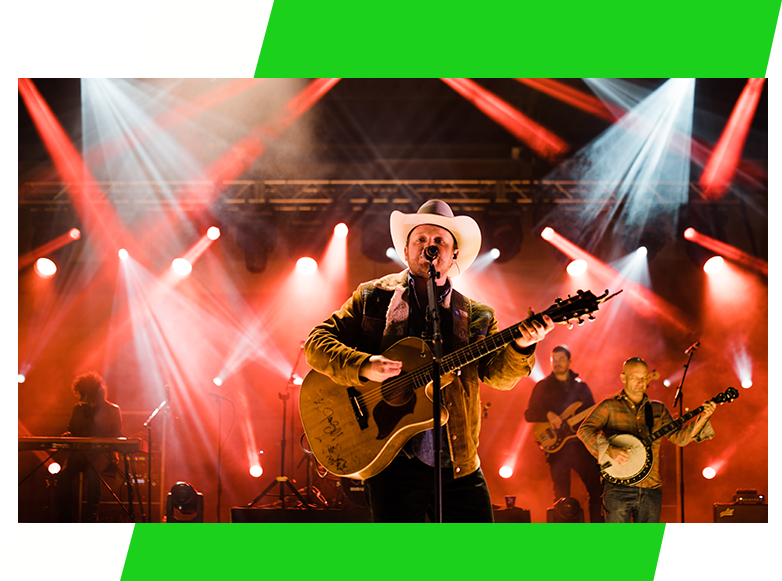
[299,289,621,479]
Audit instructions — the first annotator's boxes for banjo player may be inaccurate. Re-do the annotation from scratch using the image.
[577,357,718,523]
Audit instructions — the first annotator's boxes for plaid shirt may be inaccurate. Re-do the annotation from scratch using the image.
[577,391,715,489]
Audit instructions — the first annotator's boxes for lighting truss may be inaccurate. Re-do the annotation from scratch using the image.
[19,178,764,213]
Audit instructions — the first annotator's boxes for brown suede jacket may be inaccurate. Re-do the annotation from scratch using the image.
[304,270,536,478]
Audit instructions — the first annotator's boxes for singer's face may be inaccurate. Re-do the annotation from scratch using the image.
[404,224,457,282]
[621,362,650,401]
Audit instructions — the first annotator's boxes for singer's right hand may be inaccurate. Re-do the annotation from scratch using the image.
[359,355,403,383]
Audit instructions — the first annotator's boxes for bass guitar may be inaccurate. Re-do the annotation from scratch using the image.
[299,289,621,479]
[533,402,597,453]
[599,387,739,485]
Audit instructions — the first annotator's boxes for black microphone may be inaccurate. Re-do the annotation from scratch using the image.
[684,341,700,355]
[423,246,439,262]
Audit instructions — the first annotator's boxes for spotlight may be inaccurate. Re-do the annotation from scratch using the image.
[34,257,57,278]
[623,224,666,261]
[567,259,588,277]
[489,248,501,260]
[48,462,61,475]
[171,258,193,278]
[296,257,318,275]
[207,226,221,241]
[166,481,204,523]
[334,223,349,238]
[213,377,223,387]
[118,248,129,260]
[499,466,513,479]
[249,465,263,478]
[703,256,724,274]
[237,220,277,274]
[68,228,81,240]
[541,227,554,241]
[637,246,648,258]
[18,374,26,384]
[484,214,523,264]
[386,247,399,260]
[702,467,716,479]
[683,227,696,240]
[741,379,753,389]
[547,497,584,523]
[292,373,304,386]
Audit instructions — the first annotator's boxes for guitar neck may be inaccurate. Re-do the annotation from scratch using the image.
[643,405,703,446]
[440,312,542,375]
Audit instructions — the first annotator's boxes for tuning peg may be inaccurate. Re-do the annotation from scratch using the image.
[577,318,585,326]
[567,321,574,330]
[588,315,596,322]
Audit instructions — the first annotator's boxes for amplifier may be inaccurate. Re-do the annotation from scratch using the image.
[493,507,531,523]
[713,503,768,523]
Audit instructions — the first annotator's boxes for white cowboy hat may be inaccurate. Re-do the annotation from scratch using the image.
[390,199,482,276]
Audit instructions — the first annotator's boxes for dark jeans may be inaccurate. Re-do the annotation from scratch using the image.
[548,439,604,523]
[603,482,663,523]
[364,454,494,522]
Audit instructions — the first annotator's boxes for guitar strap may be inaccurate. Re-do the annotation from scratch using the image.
[644,400,655,437]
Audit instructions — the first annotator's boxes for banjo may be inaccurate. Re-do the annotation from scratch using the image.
[599,387,739,486]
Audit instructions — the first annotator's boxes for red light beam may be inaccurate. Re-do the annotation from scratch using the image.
[206,78,342,189]
[515,78,621,123]
[18,79,133,259]
[684,228,767,276]
[699,78,766,199]
[441,78,569,161]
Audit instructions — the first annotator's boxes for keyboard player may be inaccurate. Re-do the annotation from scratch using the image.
[57,372,123,522]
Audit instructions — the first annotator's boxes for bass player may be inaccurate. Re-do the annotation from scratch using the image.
[577,357,717,523]
[304,200,554,522]
[524,345,603,522]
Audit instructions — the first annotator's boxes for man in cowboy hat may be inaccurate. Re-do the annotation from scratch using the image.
[305,199,554,522]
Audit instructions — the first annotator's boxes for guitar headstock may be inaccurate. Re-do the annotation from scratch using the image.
[712,387,740,405]
[544,289,622,328]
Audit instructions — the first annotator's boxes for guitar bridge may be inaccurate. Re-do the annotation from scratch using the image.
[347,387,369,430]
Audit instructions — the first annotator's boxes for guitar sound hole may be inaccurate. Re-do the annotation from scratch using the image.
[380,375,414,407]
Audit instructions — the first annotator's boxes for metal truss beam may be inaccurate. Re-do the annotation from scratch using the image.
[19,179,763,212]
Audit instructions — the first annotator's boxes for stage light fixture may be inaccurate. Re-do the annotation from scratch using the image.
[171,258,193,278]
[741,379,753,389]
[703,256,725,274]
[118,248,129,260]
[489,248,501,260]
[68,228,81,240]
[702,467,716,479]
[166,481,204,523]
[249,465,263,478]
[34,257,57,278]
[296,257,318,275]
[334,223,349,238]
[207,226,221,241]
[484,215,523,264]
[213,377,223,387]
[547,497,584,523]
[48,462,61,475]
[499,466,513,479]
[18,374,26,384]
[567,259,587,277]
[623,224,666,261]
[236,220,277,274]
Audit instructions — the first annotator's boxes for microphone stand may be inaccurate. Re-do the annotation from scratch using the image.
[673,342,698,523]
[425,254,444,523]
[143,388,169,523]
[209,392,234,523]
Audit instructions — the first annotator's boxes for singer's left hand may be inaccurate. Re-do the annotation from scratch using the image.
[515,308,555,348]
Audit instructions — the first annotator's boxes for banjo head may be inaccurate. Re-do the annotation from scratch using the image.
[601,434,652,485]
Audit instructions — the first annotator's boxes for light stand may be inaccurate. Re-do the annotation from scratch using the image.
[247,344,310,509]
